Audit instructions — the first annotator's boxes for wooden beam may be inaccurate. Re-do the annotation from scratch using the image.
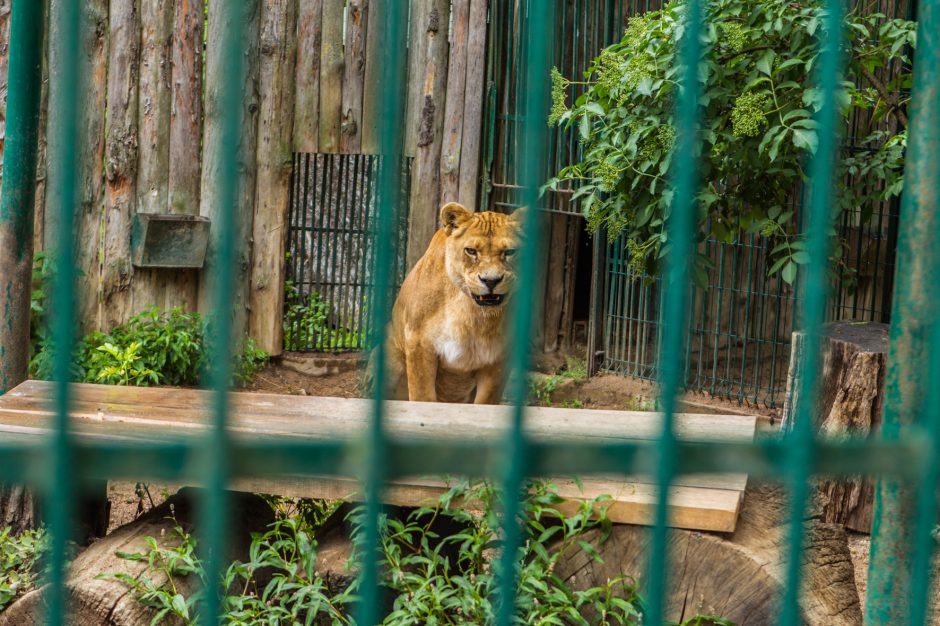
[249,0,299,354]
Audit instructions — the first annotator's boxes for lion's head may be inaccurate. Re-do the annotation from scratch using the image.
[439,202,524,308]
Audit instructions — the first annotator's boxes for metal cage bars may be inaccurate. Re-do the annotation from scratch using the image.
[0,0,937,625]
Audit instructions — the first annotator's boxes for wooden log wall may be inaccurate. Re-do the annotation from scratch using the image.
[1,0,491,356]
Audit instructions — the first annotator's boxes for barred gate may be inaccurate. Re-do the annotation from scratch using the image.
[284,153,412,352]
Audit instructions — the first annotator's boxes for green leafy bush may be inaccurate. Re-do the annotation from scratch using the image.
[104,481,733,625]
[546,0,915,283]
[0,527,49,612]
[283,281,364,351]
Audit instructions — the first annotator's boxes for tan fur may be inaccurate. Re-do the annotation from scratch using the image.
[381,202,524,404]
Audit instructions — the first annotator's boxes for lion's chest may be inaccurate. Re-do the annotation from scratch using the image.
[433,321,504,374]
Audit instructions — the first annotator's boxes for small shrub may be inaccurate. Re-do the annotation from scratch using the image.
[0,527,49,612]
[283,281,364,351]
[529,356,590,406]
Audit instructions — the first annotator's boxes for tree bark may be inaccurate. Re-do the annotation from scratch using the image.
[457,0,488,207]
[556,483,864,625]
[339,0,368,153]
[293,0,323,154]
[317,0,343,153]
[782,321,889,532]
[0,489,274,626]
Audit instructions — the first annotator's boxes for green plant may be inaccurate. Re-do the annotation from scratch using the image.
[546,0,915,285]
[283,281,364,351]
[91,341,161,386]
[0,527,49,612]
[105,481,733,624]
[529,356,590,406]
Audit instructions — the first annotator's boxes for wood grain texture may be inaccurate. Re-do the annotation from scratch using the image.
[249,0,299,354]
[0,380,758,532]
[101,0,141,330]
[293,0,322,153]
[360,0,385,154]
[317,0,344,153]
[198,0,261,342]
[457,0,488,206]
[0,0,11,195]
[339,0,368,153]
[438,0,471,205]
[133,0,174,313]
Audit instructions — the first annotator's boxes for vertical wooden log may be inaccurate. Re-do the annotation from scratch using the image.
[318,0,343,153]
[403,0,430,157]
[438,0,470,206]
[360,0,385,154]
[0,0,12,194]
[199,0,261,342]
[100,0,140,331]
[44,0,108,334]
[457,0,488,207]
[132,0,173,313]
[542,213,568,353]
[405,0,451,270]
[163,0,204,312]
[339,0,368,153]
[249,0,298,355]
[293,0,322,153]
[32,8,49,255]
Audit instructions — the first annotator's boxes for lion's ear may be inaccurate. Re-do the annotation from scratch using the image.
[440,202,473,234]
[508,206,527,227]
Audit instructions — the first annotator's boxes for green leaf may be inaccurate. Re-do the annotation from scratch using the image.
[781,261,798,284]
[792,128,818,153]
[756,49,776,76]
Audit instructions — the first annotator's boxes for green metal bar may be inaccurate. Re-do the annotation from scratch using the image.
[0,0,44,395]
[47,0,82,622]
[356,2,408,623]
[779,0,844,621]
[494,3,554,623]
[200,0,246,622]
[869,0,940,620]
[644,0,704,619]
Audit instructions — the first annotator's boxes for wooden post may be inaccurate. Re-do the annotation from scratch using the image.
[132,0,173,313]
[199,0,261,342]
[340,0,368,153]
[405,0,451,270]
[100,0,140,331]
[0,0,44,533]
[457,0,488,208]
[249,0,298,355]
[361,0,385,155]
[293,0,323,154]
[439,0,471,206]
[318,0,344,153]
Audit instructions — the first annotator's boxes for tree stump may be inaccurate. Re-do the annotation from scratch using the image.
[0,488,274,626]
[555,483,863,625]
[781,321,889,532]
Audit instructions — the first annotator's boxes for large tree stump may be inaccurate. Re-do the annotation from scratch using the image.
[781,321,889,532]
[556,483,863,625]
[0,488,274,626]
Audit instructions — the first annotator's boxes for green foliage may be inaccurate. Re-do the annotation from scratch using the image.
[29,300,268,388]
[283,281,364,351]
[104,481,733,624]
[546,0,916,284]
[529,357,589,406]
[0,527,49,612]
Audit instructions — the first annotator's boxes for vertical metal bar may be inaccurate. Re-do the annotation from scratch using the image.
[779,0,844,622]
[869,0,940,620]
[0,0,44,395]
[356,2,407,624]
[494,4,554,624]
[45,0,81,623]
[200,0,246,622]
[643,0,702,618]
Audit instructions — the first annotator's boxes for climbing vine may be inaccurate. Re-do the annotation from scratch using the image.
[546,0,915,283]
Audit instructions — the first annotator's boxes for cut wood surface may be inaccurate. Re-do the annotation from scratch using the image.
[0,381,757,532]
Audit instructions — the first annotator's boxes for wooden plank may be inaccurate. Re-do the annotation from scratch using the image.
[405,0,451,270]
[293,0,322,153]
[249,0,299,355]
[339,0,368,153]
[360,0,385,154]
[101,0,141,331]
[133,0,174,313]
[198,0,262,342]
[438,0,471,206]
[317,0,344,153]
[457,0,488,207]
[0,381,755,531]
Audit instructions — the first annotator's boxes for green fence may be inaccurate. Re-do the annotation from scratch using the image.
[1,1,939,625]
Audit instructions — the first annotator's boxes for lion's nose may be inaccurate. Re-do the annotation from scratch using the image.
[480,275,503,292]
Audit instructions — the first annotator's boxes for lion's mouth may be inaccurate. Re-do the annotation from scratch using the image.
[472,293,505,307]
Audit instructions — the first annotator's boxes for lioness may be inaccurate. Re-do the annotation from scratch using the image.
[381,202,524,404]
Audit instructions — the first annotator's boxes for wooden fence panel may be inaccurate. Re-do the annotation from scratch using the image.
[293,0,322,153]
[101,0,141,331]
[339,0,367,153]
[250,0,299,355]
[439,0,471,206]
[360,0,385,154]
[318,0,343,153]
[458,0,488,207]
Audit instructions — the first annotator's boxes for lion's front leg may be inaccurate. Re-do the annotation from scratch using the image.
[473,364,505,405]
[405,343,439,402]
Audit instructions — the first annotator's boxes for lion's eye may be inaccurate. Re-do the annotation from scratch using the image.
[504,249,516,258]
[465,247,478,257]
